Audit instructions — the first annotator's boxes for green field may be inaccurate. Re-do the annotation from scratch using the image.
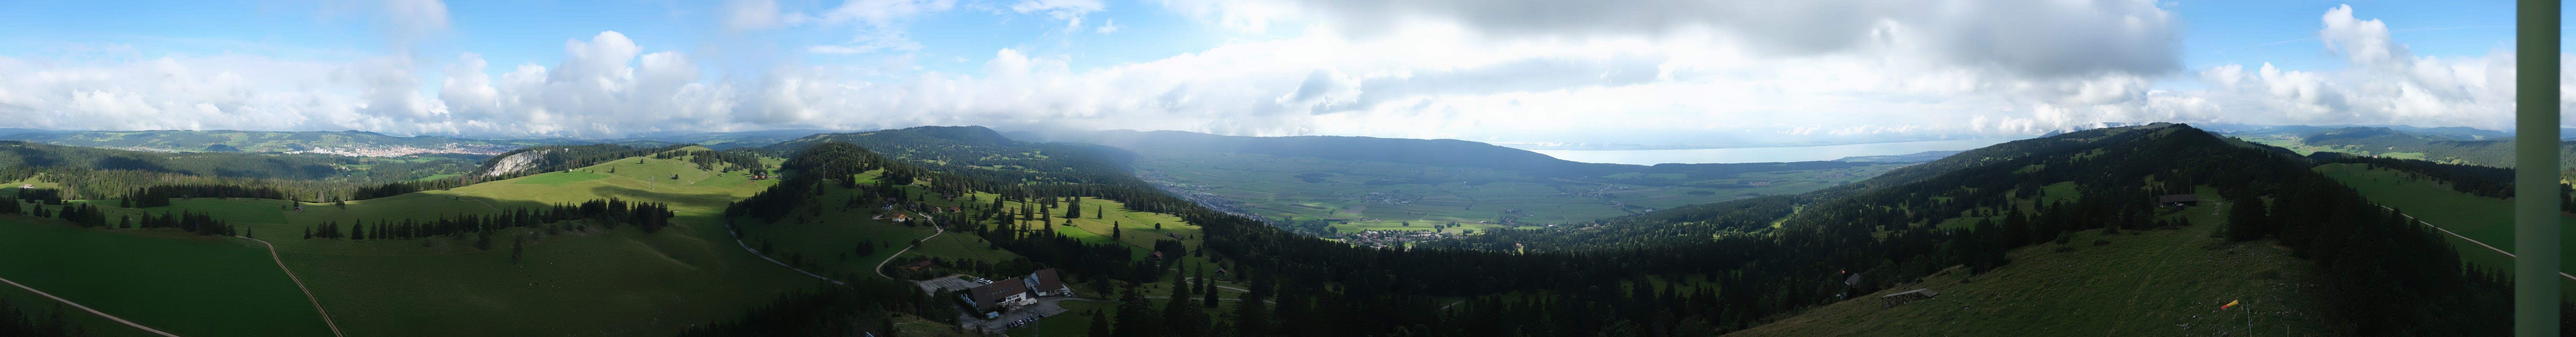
[2311,163,2576,276]
[1732,188,2333,336]
[10,149,831,337]
[1131,149,1902,233]
[0,217,336,337]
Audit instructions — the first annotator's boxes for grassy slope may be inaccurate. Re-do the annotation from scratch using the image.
[0,216,335,337]
[1728,188,2334,336]
[271,154,815,337]
[2310,163,2576,278]
[15,151,822,337]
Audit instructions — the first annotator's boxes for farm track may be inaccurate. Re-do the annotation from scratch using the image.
[724,220,847,286]
[0,276,184,337]
[2376,204,2576,282]
[235,235,347,337]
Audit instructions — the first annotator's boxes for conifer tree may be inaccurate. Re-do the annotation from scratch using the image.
[1088,309,1112,337]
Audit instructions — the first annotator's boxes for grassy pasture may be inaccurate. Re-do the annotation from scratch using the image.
[0,217,335,337]
[2310,163,2576,276]
[1730,188,2334,336]
[22,150,818,337]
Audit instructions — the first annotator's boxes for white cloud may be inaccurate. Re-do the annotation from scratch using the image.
[381,0,450,46]
[2191,5,2529,130]
[1096,18,1121,34]
[722,0,813,32]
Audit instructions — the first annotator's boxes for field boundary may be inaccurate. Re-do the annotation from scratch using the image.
[234,235,347,337]
[0,276,184,337]
[2377,204,2576,281]
[725,220,847,286]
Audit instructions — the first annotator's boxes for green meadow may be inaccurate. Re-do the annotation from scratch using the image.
[11,149,827,337]
[2311,163,2576,276]
[0,217,335,337]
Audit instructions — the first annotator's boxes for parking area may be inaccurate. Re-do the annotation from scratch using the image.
[958,296,1077,332]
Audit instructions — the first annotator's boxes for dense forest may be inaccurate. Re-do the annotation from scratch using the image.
[303,198,674,241]
[706,124,2548,337]
[0,298,77,337]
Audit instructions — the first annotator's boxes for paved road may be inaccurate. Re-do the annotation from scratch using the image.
[2376,204,2576,281]
[724,220,847,286]
[235,235,347,337]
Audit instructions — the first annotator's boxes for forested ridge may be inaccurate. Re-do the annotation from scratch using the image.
[706,124,2545,337]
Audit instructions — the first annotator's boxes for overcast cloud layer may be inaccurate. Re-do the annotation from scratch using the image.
[0,0,2553,142]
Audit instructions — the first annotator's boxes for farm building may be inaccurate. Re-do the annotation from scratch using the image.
[957,269,1073,318]
[2154,194,2200,207]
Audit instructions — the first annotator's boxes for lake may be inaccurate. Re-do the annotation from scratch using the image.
[1530,138,2019,165]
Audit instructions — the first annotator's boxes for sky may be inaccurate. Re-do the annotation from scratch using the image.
[0,0,2554,145]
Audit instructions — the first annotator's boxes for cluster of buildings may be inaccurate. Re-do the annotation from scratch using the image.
[283,143,521,157]
[1335,229,1457,248]
[958,269,1073,318]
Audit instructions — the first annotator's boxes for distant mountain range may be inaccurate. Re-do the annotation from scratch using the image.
[1000,127,1879,179]
[0,128,852,156]
[1832,150,1963,163]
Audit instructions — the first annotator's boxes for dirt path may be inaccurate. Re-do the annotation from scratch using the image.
[1179,277,1251,293]
[724,220,847,286]
[2376,204,2576,281]
[235,235,347,337]
[0,277,184,337]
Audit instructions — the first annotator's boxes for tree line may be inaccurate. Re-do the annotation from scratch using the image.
[304,197,675,240]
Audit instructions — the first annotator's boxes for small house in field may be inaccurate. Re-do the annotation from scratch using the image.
[2155,194,2201,207]
[891,213,910,222]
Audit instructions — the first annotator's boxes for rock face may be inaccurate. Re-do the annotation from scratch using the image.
[481,150,551,177]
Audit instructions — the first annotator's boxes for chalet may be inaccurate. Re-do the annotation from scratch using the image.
[891,213,910,222]
[908,260,935,272]
[957,269,1072,318]
[2155,194,2201,207]
[1149,251,1165,260]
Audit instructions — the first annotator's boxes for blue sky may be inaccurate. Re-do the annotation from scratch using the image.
[0,0,2548,145]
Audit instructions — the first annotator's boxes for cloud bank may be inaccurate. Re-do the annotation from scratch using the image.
[0,1,2550,142]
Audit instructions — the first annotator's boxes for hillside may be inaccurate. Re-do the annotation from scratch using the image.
[0,146,837,337]
[1430,123,2513,335]
[2231,126,2576,168]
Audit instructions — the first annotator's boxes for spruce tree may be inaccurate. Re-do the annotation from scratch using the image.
[1200,269,1218,308]
[1087,309,1112,337]
[2226,194,2269,241]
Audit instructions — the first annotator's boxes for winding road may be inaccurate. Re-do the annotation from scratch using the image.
[875,223,944,280]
